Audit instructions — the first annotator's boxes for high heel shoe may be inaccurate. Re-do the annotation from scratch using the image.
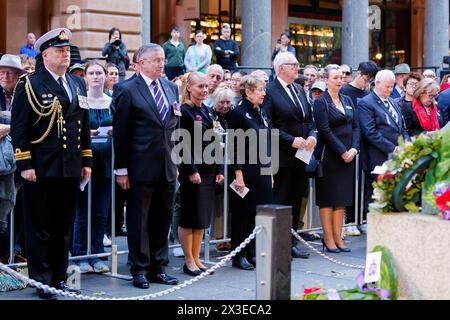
[336,245,351,252]
[321,239,340,253]
[183,264,202,276]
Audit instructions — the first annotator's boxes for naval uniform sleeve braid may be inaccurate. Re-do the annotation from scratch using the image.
[79,79,93,168]
[11,77,34,172]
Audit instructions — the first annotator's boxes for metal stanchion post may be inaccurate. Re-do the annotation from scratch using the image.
[307,178,314,230]
[354,154,360,227]
[8,209,14,264]
[87,178,92,256]
[106,138,131,280]
[360,169,365,225]
[110,141,118,276]
[223,132,229,243]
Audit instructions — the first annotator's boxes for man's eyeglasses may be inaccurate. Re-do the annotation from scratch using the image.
[283,63,299,68]
[140,58,166,64]
[406,82,418,87]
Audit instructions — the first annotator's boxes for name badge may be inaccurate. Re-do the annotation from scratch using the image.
[78,95,89,109]
[345,106,352,110]
[173,102,182,117]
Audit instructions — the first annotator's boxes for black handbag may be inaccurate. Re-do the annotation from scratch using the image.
[305,145,325,178]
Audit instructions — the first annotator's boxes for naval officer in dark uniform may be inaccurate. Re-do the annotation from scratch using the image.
[11,28,92,299]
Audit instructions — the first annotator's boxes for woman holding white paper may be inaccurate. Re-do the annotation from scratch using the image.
[73,61,113,273]
[227,74,273,270]
[312,64,360,253]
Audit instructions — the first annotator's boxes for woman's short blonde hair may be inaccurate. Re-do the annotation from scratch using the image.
[322,64,341,79]
[239,74,266,98]
[181,71,207,107]
[413,78,439,98]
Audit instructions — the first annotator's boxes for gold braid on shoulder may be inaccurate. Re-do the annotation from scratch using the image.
[24,77,64,144]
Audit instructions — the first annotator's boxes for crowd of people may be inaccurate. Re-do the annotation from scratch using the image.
[0,25,448,299]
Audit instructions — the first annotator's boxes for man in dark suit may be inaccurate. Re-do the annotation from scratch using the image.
[358,69,409,217]
[11,28,92,299]
[114,43,180,289]
[262,52,317,259]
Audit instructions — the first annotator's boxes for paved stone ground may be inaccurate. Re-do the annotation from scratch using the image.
[0,234,366,300]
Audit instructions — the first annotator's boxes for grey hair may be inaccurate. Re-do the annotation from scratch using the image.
[212,87,234,107]
[136,43,164,61]
[207,64,224,77]
[322,64,341,79]
[273,52,297,76]
[375,69,395,83]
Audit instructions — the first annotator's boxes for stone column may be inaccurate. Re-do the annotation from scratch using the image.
[342,0,369,70]
[424,0,449,72]
[241,0,272,70]
[142,0,151,44]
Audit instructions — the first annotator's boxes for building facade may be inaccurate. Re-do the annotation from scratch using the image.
[0,0,449,71]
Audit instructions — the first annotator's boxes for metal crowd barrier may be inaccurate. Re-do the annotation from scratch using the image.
[6,136,367,271]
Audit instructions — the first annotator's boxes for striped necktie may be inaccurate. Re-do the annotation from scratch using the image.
[384,99,398,124]
[151,80,168,123]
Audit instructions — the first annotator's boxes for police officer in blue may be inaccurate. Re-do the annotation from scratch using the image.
[11,28,93,299]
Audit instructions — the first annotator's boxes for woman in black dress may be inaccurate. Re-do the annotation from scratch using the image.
[313,64,360,253]
[178,72,224,276]
[228,74,273,270]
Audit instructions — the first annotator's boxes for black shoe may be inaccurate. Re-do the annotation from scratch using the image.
[58,281,81,294]
[299,233,316,242]
[247,256,256,267]
[148,272,179,285]
[336,245,351,253]
[232,257,254,270]
[183,264,202,277]
[132,274,150,289]
[198,266,214,275]
[291,246,310,259]
[36,288,58,300]
[321,240,340,253]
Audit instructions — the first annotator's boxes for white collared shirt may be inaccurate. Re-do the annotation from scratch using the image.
[140,73,169,110]
[45,67,72,102]
[278,77,305,117]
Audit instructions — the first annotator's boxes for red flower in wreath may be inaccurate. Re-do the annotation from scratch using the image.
[195,115,202,121]
[303,287,322,295]
[384,173,395,180]
[436,190,450,212]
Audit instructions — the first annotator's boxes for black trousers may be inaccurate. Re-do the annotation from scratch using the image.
[22,177,79,287]
[230,193,255,258]
[127,178,175,276]
[273,165,308,245]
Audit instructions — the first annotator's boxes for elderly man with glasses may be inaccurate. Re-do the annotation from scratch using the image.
[262,52,316,259]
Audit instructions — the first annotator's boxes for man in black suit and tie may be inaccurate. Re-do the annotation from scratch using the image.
[114,43,180,289]
[262,52,317,259]
[11,28,92,299]
[358,69,409,217]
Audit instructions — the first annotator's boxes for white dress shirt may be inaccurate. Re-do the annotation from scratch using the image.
[278,77,305,117]
[46,67,73,102]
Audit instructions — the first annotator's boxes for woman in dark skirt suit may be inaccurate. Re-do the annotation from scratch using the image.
[228,74,273,270]
[178,72,224,276]
[313,64,360,253]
